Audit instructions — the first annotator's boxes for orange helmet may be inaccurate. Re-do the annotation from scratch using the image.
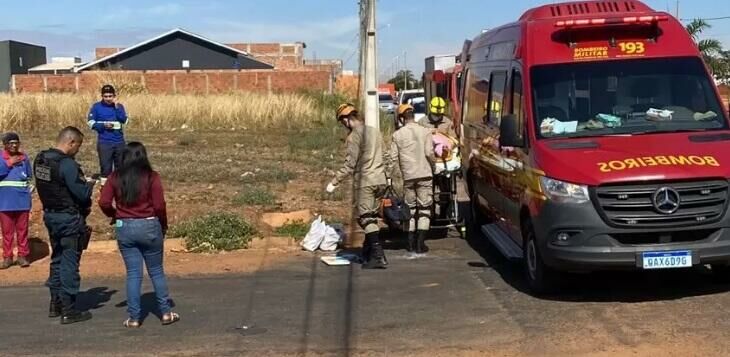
[336,103,357,119]
[397,104,414,116]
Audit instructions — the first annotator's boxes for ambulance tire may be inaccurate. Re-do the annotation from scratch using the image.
[466,174,489,240]
[523,221,558,295]
[710,264,730,283]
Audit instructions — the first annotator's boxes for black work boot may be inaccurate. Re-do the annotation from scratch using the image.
[48,298,63,318]
[61,310,92,325]
[361,237,372,264]
[416,231,429,254]
[362,233,387,270]
[406,232,416,253]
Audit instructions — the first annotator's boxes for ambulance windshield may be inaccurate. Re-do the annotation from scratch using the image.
[531,57,727,139]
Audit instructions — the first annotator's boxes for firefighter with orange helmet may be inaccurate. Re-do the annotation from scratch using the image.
[391,104,435,253]
[327,103,389,269]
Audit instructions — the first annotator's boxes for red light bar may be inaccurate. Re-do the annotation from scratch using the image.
[555,15,669,27]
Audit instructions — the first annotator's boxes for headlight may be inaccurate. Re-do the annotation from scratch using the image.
[539,176,590,204]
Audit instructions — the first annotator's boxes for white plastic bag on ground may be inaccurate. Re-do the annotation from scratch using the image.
[301,216,326,252]
[319,226,341,251]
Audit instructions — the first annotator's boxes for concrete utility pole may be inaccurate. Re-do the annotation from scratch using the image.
[361,0,379,128]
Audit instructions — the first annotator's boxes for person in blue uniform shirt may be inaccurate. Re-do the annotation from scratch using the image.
[34,127,97,324]
[87,84,127,185]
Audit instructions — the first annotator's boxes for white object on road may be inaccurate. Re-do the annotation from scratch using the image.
[326,183,337,193]
[301,215,343,252]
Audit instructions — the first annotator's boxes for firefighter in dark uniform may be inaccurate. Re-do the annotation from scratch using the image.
[34,127,96,325]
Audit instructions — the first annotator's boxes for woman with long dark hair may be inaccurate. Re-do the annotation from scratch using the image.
[99,142,179,328]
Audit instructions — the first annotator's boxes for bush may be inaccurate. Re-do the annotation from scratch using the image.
[274,220,309,241]
[233,186,276,206]
[171,213,257,253]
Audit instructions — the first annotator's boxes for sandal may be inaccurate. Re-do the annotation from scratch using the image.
[161,312,180,326]
[123,318,141,328]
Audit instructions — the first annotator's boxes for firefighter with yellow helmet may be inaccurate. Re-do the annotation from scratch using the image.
[419,96,456,137]
[327,103,389,269]
[391,104,435,253]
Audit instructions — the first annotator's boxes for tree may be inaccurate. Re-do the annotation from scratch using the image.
[387,70,419,91]
[715,50,730,84]
[686,19,726,76]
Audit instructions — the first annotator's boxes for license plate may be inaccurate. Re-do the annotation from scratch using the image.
[642,250,692,270]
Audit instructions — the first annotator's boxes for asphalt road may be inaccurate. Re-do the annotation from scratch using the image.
[3,227,730,356]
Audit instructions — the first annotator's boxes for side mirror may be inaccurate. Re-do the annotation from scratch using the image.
[499,114,524,148]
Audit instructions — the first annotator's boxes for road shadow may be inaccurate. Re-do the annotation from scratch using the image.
[27,237,50,263]
[76,286,118,311]
[115,294,177,322]
[382,225,453,252]
[462,199,730,303]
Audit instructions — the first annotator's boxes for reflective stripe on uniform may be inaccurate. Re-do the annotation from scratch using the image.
[88,120,96,128]
[0,181,28,188]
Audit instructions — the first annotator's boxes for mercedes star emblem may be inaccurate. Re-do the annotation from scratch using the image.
[653,187,680,214]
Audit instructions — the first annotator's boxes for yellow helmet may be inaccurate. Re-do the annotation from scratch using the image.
[397,104,414,116]
[336,103,357,119]
[430,97,446,115]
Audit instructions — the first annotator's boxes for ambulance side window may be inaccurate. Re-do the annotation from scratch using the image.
[487,71,507,127]
[463,66,490,125]
[511,70,524,141]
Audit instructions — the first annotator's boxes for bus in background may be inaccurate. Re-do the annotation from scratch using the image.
[461,0,730,294]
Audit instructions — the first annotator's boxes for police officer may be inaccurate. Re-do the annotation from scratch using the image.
[327,104,388,269]
[35,127,96,324]
[419,96,457,137]
[391,104,435,253]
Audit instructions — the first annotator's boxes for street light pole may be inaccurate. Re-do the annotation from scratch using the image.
[403,51,408,90]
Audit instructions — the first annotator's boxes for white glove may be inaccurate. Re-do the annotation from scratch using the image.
[28,184,35,193]
[326,183,338,193]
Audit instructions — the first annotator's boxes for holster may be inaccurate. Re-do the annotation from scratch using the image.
[79,226,92,251]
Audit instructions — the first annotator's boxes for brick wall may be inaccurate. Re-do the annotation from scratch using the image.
[335,74,359,99]
[227,43,304,69]
[12,70,332,94]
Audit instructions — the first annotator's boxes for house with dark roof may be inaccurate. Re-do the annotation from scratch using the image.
[75,28,273,72]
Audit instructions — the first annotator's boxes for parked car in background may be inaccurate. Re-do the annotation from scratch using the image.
[379,92,396,113]
[408,96,427,122]
[398,89,425,105]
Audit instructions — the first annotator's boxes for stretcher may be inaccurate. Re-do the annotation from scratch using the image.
[432,134,464,231]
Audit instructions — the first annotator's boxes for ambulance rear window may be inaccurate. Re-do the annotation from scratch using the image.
[531,57,727,139]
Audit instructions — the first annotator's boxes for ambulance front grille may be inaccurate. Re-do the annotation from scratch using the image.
[593,180,729,228]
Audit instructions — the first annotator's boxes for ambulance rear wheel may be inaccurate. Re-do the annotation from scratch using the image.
[523,221,558,295]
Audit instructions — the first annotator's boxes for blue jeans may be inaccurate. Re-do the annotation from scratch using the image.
[98,142,124,178]
[116,218,171,320]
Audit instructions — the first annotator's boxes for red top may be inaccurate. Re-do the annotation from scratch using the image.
[98,171,168,231]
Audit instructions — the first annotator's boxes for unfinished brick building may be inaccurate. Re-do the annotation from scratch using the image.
[13,28,343,94]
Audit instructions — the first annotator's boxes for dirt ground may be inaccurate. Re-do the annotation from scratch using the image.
[0,237,303,286]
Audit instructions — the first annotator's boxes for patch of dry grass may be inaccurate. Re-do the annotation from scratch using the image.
[0,92,332,132]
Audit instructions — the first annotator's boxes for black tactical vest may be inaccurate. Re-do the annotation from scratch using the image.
[34,149,79,213]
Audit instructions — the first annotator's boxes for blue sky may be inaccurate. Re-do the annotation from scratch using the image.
[1,0,728,79]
